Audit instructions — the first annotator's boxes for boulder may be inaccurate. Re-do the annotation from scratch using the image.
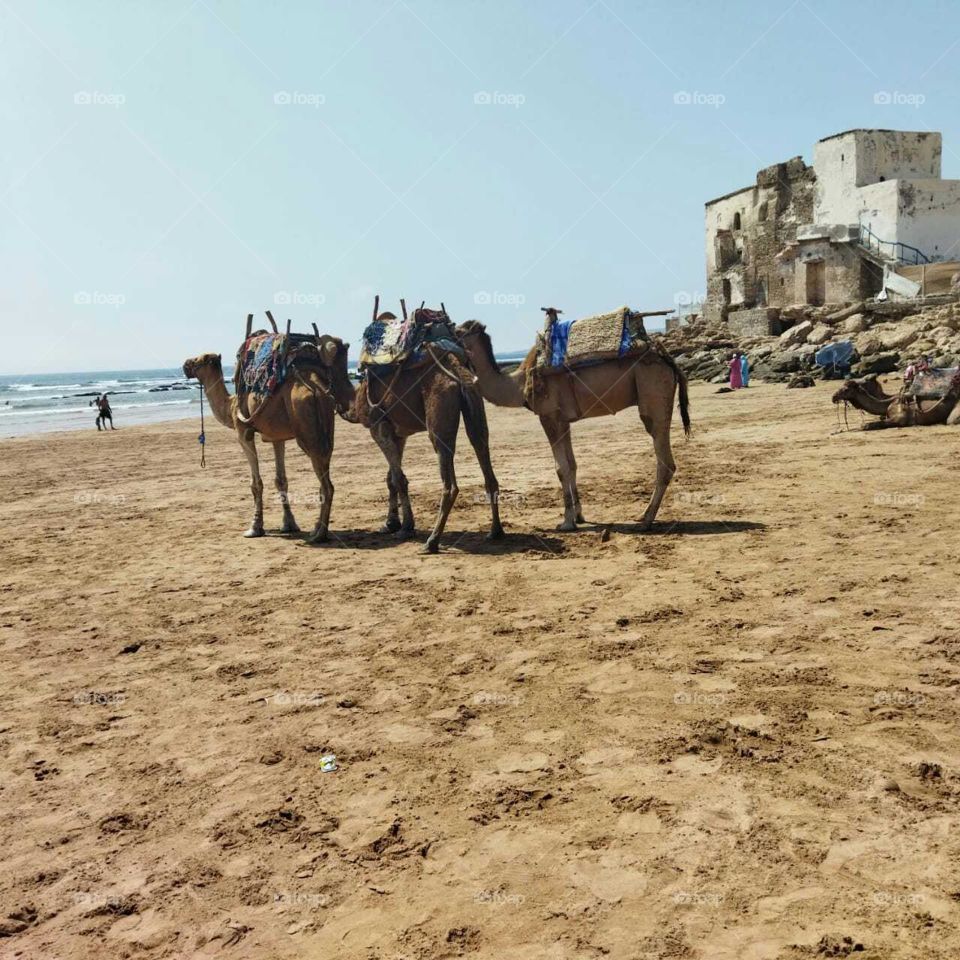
[806,323,834,345]
[910,340,937,358]
[928,326,956,346]
[879,324,920,350]
[770,351,803,374]
[781,304,814,324]
[841,313,869,334]
[855,335,883,357]
[852,352,900,377]
[779,320,813,347]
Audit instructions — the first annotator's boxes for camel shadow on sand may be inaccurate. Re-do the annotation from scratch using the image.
[578,519,766,536]
[283,528,566,554]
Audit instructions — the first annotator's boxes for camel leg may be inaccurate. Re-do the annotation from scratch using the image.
[273,441,300,534]
[297,446,333,543]
[372,426,414,538]
[382,469,400,533]
[237,428,265,538]
[460,386,504,540]
[540,415,579,531]
[637,404,676,532]
[947,403,960,426]
[423,424,459,555]
[559,429,585,524]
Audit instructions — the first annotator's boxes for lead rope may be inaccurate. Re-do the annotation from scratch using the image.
[198,388,206,468]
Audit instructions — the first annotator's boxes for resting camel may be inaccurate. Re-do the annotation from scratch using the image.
[182,328,354,542]
[456,316,691,531]
[355,307,503,554]
[832,373,960,429]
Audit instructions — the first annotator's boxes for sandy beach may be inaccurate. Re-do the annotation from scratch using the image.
[1,378,958,960]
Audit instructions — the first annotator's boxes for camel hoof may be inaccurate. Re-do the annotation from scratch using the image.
[281,522,301,535]
[637,520,654,533]
[395,527,416,541]
[307,530,329,545]
[557,520,577,532]
[575,513,586,524]
[243,527,265,538]
[422,540,440,555]
[487,526,505,542]
[380,519,401,534]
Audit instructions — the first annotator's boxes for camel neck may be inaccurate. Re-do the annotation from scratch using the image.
[466,337,525,408]
[198,370,236,428]
[850,389,896,416]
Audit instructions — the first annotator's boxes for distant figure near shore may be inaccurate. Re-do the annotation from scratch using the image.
[729,351,743,390]
[95,394,115,431]
[740,352,750,388]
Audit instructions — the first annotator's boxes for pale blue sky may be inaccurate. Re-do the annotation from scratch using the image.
[2,0,959,373]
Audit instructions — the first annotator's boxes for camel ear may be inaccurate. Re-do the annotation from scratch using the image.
[323,340,338,362]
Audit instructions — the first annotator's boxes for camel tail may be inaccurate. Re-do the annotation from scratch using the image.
[656,345,692,438]
[458,380,490,447]
[677,366,692,438]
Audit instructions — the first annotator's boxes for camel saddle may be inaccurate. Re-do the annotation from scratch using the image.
[359,306,463,371]
[905,366,959,401]
[534,306,651,374]
[234,331,325,400]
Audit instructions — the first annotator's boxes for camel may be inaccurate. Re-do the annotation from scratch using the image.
[355,305,503,554]
[832,373,960,429]
[182,327,355,542]
[456,315,691,531]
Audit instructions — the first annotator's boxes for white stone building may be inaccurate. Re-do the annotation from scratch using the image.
[703,129,960,331]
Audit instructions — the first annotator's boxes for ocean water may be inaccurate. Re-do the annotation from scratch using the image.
[0,353,529,439]
[0,368,218,438]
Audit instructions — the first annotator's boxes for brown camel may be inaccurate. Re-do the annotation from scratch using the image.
[182,332,354,542]
[456,317,691,531]
[354,310,503,554]
[832,373,960,429]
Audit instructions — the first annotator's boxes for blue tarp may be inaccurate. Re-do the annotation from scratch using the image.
[815,340,855,368]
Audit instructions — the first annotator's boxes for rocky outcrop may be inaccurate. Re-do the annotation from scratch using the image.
[659,296,960,384]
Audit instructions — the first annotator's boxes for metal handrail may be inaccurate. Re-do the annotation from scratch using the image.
[858,223,931,265]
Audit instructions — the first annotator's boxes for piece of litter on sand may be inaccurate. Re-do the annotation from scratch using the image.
[319,754,339,773]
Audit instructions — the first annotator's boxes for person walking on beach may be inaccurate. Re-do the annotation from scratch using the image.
[740,351,750,388]
[729,351,743,390]
[96,394,115,430]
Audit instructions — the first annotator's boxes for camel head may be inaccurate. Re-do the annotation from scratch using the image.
[456,320,499,372]
[831,376,874,404]
[314,335,356,420]
[183,353,222,380]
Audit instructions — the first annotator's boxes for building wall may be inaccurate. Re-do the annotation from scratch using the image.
[813,130,942,225]
[703,159,814,321]
[896,179,960,260]
[790,239,880,304]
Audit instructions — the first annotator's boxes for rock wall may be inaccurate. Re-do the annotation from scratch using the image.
[660,294,960,385]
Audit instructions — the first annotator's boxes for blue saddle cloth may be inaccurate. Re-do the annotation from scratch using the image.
[550,319,575,366]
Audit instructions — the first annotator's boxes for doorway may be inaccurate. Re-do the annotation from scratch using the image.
[805,260,825,305]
